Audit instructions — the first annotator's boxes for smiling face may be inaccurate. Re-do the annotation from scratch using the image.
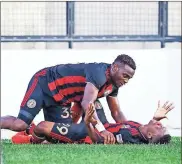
[110,62,135,88]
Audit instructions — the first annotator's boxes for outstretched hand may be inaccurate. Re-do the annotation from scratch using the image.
[153,101,174,121]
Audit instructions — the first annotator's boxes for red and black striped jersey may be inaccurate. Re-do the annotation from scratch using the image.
[105,121,148,144]
[46,63,118,105]
[84,121,148,144]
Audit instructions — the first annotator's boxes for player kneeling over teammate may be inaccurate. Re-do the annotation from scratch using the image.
[13,101,173,144]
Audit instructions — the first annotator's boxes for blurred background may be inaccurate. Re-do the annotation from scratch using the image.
[1,1,181,49]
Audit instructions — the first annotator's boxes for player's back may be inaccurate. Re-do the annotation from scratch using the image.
[47,62,109,80]
[44,62,111,105]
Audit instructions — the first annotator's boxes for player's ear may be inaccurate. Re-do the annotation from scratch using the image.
[111,63,118,73]
[147,132,153,139]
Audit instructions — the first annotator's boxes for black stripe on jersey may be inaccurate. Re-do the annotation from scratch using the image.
[59,91,85,104]
[56,82,86,91]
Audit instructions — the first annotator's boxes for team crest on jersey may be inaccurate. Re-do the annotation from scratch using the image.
[27,99,36,108]
[104,90,112,96]
[116,134,123,144]
[123,125,131,129]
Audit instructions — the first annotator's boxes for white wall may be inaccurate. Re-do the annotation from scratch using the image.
[1,49,181,138]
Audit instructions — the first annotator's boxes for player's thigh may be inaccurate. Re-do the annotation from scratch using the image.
[43,105,72,123]
[18,76,44,125]
[49,122,87,143]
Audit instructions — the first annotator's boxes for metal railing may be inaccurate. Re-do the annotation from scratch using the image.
[1,1,181,48]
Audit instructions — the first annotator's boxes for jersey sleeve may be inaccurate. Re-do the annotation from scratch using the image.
[85,65,107,90]
[108,88,118,97]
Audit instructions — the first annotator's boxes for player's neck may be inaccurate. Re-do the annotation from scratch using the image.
[105,67,111,82]
[138,126,148,141]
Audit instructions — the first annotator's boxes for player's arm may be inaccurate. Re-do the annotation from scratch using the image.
[152,101,174,121]
[82,65,115,144]
[106,96,127,123]
[81,82,100,123]
[82,83,115,144]
[84,103,103,143]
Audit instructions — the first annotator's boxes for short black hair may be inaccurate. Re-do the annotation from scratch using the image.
[114,54,136,70]
[155,134,172,144]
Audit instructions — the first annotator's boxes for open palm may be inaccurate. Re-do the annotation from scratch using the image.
[153,101,174,121]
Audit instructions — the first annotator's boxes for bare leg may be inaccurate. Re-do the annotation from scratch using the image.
[1,116,28,131]
[31,121,54,144]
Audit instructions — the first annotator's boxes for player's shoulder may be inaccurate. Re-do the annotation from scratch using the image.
[85,62,110,71]
[51,62,110,68]
[88,62,110,66]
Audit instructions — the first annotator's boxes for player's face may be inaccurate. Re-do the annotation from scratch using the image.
[146,120,167,143]
[110,63,135,88]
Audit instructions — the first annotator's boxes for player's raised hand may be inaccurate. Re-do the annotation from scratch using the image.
[153,100,174,121]
[84,103,97,125]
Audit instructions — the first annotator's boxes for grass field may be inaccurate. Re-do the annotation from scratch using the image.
[1,137,181,164]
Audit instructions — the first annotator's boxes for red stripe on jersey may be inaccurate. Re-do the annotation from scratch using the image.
[127,121,141,128]
[61,87,85,96]
[98,84,112,97]
[83,136,93,144]
[21,69,47,107]
[50,132,73,143]
[48,76,86,91]
[106,124,123,133]
[35,69,47,77]
[21,78,38,107]
[129,128,140,136]
[53,93,64,102]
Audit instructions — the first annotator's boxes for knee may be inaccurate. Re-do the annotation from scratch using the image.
[11,120,28,131]
[34,121,47,134]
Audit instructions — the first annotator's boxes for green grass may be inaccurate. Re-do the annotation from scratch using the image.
[1,137,181,164]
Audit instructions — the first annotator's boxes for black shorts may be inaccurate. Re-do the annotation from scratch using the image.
[18,69,72,125]
[48,122,87,144]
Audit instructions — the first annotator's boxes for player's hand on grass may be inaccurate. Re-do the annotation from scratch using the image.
[84,103,97,125]
[153,101,174,121]
[100,130,115,144]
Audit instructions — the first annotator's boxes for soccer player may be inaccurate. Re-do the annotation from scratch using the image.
[11,100,109,144]
[17,100,173,145]
[83,101,173,144]
[1,54,136,144]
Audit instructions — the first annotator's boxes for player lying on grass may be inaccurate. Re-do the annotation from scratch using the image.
[11,100,109,144]
[12,101,173,144]
[84,101,173,144]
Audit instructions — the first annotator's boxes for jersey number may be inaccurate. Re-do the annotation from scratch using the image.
[61,107,70,118]
[57,123,70,135]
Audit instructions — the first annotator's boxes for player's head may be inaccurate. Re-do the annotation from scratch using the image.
[143,119,171,144]
[110,54,136,88]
